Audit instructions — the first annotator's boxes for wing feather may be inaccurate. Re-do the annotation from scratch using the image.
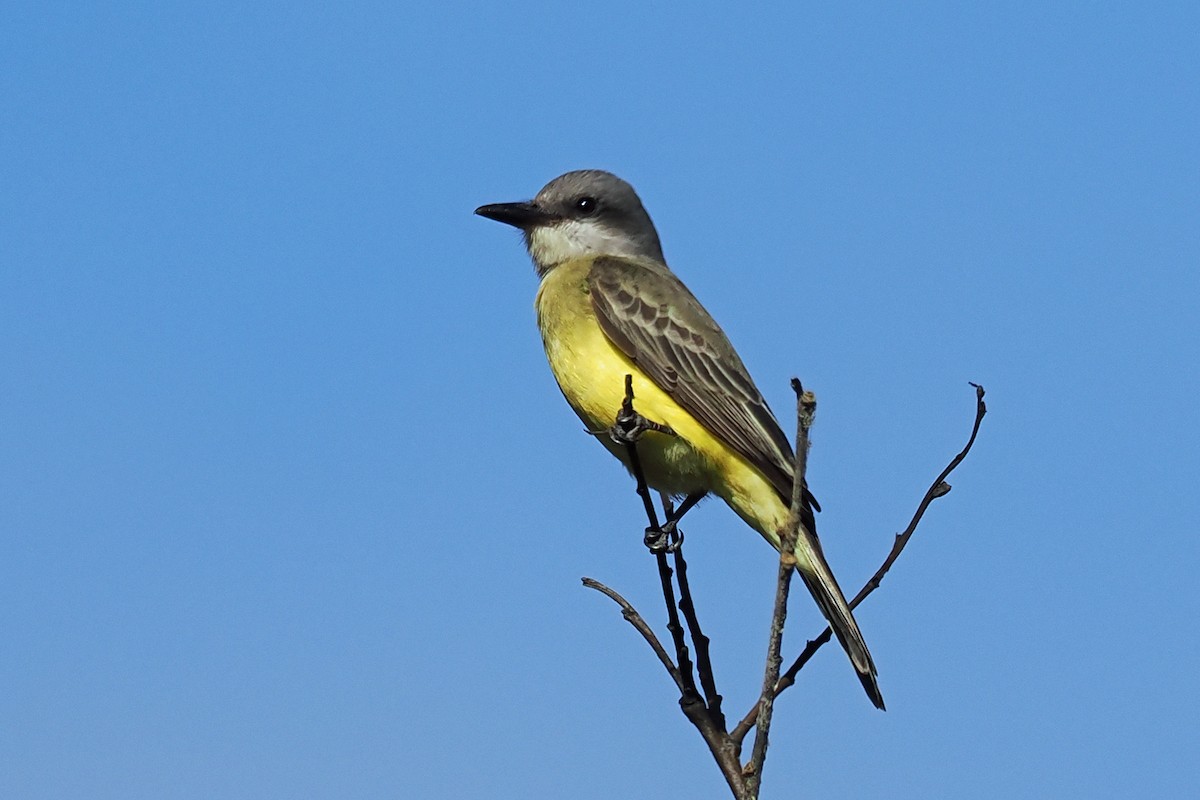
[588,256,805,506]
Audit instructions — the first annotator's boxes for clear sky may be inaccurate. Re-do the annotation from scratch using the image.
[3,2,1198,798]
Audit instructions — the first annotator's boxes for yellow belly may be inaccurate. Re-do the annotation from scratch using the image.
[534,258,790,545]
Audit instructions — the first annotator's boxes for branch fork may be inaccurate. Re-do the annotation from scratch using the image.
[582,377,987,799]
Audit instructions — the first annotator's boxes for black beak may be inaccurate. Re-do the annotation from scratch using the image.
[474,201,559,229]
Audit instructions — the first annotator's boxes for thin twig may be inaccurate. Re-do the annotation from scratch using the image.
[653,549,697,696]
[614,376,700,698]
[732,383,987,743]
[581,578,684,691]
[790,379,817,515]
[743,381,814,795]
[849,382,988,606]
[581,576,746,798]
[595,376,748,797]
[665,496,725,723]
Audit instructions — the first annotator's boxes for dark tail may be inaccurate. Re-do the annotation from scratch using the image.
[793,527,885,710]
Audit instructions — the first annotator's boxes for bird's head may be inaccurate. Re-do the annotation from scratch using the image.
[475,169,665,275]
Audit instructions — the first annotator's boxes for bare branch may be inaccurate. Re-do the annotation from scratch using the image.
[581,578,683,692]
[665,495,725,725]
[743,381,814,794]
[733,383,988,741]
[610,376,700,698]
[849,383,987,606]
[591,377,751,797]
[588,375,986,796]
[582,573,746,797]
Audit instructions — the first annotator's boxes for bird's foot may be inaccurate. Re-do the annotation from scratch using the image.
[609,406,675,445]
[644,520,684,554]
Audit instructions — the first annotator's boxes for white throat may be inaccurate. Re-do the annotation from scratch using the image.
[527,220,645,274]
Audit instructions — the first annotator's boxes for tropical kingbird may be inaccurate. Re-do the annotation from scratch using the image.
[475,170,883,709]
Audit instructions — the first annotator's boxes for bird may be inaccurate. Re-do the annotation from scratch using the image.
[475,170,883,709]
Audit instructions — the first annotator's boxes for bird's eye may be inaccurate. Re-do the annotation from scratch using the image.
[574,196,598,215]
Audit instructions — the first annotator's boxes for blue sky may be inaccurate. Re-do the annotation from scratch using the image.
[3,2,1198,797]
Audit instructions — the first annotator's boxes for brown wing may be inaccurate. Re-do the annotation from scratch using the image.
[587,255,803,505]
[588,259,882,703]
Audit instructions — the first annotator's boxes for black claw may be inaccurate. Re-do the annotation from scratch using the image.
[666,525,684,553]
[644,522,685,554]
[644,526,670,554]
[610,408,675,445]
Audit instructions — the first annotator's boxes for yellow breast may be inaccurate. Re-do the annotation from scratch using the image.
[532,258,788,542]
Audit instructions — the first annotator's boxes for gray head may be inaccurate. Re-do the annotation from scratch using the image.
[475,170,665,275]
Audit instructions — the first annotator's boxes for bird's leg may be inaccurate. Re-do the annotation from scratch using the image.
[608,375,679,554]
[657,491,706,552]
[609,399,675,445]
